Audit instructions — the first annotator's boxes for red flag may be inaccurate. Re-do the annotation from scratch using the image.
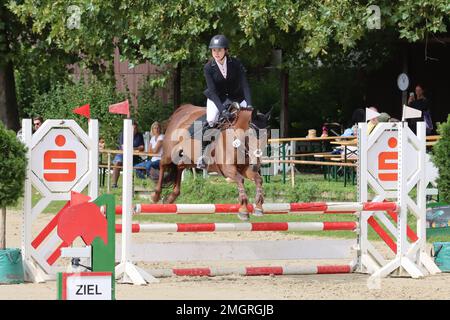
[109,100,130,117]
[72,104,90,119]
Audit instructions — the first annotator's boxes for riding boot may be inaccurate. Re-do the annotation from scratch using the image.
[196,122,212,169]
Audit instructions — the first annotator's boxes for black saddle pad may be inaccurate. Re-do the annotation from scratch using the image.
[187,113,207,139]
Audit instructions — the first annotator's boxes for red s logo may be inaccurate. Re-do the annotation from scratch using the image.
[43,135,77,182]
[378,137,398,181]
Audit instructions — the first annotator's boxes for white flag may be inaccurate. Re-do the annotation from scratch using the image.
[402,105,422,121]
[365,108,381,122]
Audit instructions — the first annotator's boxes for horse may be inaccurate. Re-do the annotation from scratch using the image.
[151,103,271,220]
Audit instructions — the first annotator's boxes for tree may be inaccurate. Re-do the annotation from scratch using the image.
[8,0,448,68]
[0,122,27,249]
[0,2,84,130]
[4,0,450,128]
[432,115,450,202]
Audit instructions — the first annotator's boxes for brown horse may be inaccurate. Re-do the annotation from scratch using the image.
[151,103,270,220]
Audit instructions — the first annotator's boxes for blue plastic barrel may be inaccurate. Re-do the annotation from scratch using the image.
[433,242,450,272]
[0,248,24,284]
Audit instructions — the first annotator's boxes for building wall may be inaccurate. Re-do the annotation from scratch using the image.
[113,47,171,107]
[71,47,171,108]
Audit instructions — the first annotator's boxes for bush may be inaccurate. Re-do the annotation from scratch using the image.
[135,76,174,132]
[432,115,450,202]
[28,80,127,148]
[0,122,27,208]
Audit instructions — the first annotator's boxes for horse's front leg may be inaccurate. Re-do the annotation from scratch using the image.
[234,173,250,221]
[243,166,264,217]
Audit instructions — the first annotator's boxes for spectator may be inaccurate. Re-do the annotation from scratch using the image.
[367,106,379,134]
[135,121,164,179]
[408,84,433,135]
[17,115,44,141]
[111,122,145,188]
[32,116,44,133]
[98,137,105,150]
[345,108,365,136]
[377,112,391,123]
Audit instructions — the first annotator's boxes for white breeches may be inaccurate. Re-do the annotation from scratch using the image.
[206,99,247,126]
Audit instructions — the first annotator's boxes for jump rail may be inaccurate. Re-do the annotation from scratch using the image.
[113,201,398,215]
[149,264,355,277]
[115,221,358,233]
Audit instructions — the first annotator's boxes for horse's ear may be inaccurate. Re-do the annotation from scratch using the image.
[265,107,273,121]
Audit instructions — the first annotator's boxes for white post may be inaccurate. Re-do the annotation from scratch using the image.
[115,119,158,285]
[415,122,441,274]
[88,120,99,200]
[357,122,372,273]
[396,121,409,274]
[122,119,132,267]
[290,141,295,187]
[22,119,43,282]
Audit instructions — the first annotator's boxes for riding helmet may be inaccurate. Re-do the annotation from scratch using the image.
[208,35,229,49]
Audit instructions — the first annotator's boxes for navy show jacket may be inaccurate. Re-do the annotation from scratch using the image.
[203,56,252,113]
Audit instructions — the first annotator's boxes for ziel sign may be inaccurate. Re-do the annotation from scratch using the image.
[58,272,113,300]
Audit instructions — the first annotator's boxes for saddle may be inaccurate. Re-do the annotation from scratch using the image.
[188,102,242,139]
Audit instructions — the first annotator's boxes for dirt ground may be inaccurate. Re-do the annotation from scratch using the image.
[1,209,449,300]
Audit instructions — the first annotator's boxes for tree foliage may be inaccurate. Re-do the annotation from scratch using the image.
[4,0,449,133]
[0,122,27,208]
[8,0,449,72]
[29,79,126,148]
[432,115,450,202]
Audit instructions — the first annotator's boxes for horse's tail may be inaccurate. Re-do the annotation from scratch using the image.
[149,163,178,187]
[162,163,178,187]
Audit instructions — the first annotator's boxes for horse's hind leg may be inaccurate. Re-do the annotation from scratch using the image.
[166,167,184,204]
[151,163,166,203]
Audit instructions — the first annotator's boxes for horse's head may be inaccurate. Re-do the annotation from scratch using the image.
[251,106,272,130]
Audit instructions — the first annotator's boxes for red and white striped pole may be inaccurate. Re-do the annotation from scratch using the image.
[115,221,358,233]
[114,202,397,215]
[148,264,354,278]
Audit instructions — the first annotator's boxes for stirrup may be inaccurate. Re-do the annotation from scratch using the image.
[196,155,207,169]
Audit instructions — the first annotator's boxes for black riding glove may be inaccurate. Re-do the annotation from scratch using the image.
[221,110,232,120]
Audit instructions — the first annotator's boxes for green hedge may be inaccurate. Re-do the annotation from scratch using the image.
[28,80,126,148]
[432,115,450,202]
[0,122,27,208]
[135,77,174,131]
[28,78,174,147]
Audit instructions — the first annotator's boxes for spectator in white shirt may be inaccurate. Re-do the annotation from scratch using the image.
[135,121,164,178]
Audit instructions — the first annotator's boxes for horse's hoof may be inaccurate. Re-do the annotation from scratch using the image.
[238,212,250,221]
[253,208,264,217]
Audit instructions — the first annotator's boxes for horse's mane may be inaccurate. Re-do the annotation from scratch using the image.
[166,104,205,131]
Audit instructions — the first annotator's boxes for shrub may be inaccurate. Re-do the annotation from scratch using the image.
[28,80,127,148]
[0,122,27,207]
[432,115,450,202]
[135,76,174,132]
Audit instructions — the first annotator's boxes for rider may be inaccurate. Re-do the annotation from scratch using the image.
[197,34,253,169]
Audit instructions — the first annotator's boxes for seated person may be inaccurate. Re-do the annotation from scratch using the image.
[111,122,145,188]
[345,108,365,136]
[368,111,390,134]
[135,121,164,179]
[366,106,379,134]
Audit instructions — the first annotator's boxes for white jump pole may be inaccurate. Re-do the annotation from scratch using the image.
[115,119,158,285]
[88,120,99,200]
